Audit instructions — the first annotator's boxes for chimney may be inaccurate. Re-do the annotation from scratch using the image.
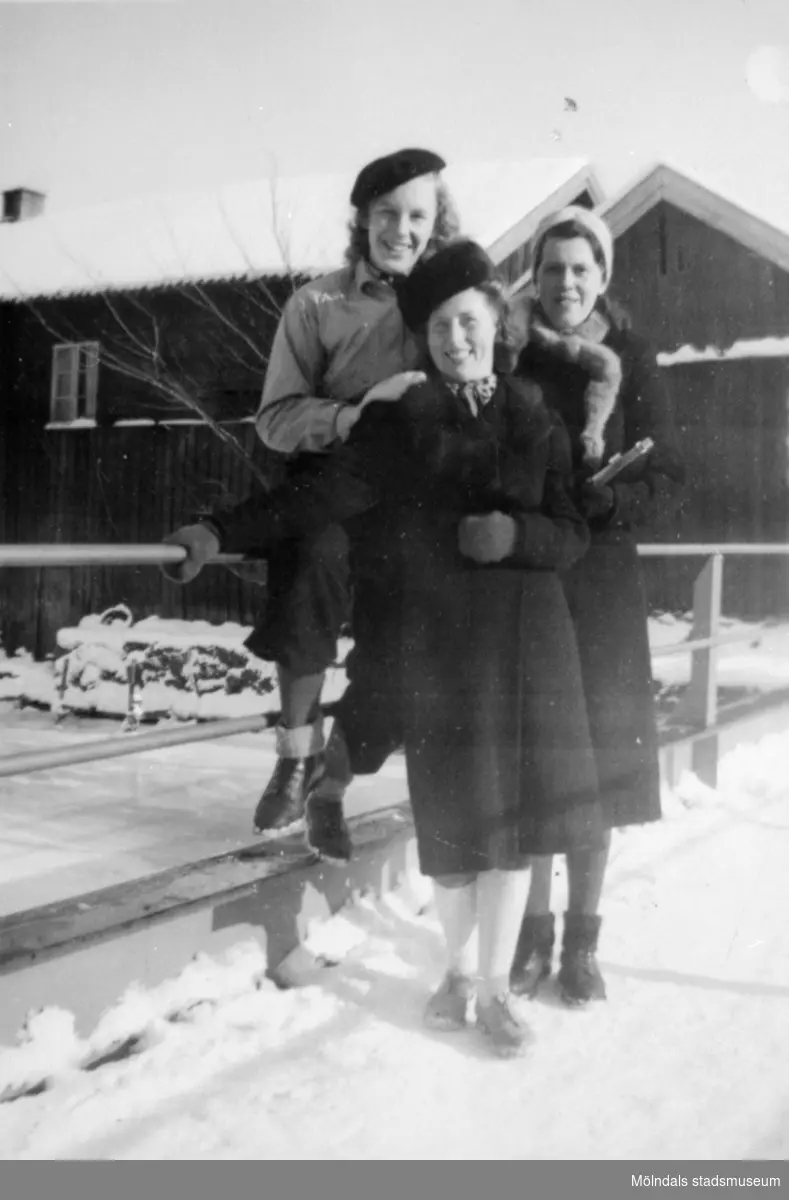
[2,188,46,223]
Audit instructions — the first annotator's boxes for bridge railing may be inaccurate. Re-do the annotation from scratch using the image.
[1,542,788,784]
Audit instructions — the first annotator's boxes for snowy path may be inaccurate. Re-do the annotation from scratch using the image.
[1,734,788,1160]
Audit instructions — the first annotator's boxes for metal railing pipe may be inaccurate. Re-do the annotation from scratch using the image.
[637,543,789,557]
[0,545,245,568]
[0,713,277,778]
[1,543,788,568]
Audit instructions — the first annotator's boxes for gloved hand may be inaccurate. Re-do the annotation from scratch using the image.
[160,523,220,583]
[458,511,518,564]
[578,481,616,521]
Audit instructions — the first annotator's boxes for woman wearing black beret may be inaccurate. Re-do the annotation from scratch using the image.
[163,148,460,862]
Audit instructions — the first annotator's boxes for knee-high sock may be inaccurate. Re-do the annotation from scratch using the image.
[277,666,325,732]
[431,878,478,977]
[476,868,531,1002]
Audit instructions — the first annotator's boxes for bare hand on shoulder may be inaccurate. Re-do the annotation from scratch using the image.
[458,512,518,564]
[363,371,427,405]
[336,371,428,441]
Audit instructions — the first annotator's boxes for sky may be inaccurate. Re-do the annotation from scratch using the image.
[0,0,789,216]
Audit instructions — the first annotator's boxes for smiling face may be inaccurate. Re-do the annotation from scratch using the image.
[536,235,607,331]
[426,287,499,383]
[365,175,439,276]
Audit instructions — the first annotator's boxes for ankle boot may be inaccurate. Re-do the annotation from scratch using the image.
[510,913,555,998]
[253,755,323,836]
[253,721,324,836]
[305,720,354,863]
[557,913,607,1006]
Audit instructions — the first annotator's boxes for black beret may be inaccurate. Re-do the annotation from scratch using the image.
[350,148,447,209]
[398,239,499,332]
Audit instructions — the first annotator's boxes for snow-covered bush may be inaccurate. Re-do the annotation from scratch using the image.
[2,605,350,722]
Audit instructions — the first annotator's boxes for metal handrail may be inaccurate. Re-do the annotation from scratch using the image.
[0,541,787,782]
[637,543,789,557]
[0,545,245,568]
[1,541,788,569]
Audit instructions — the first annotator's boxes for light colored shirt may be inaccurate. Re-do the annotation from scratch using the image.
[255,259,422,455]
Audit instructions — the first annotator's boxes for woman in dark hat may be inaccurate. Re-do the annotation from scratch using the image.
[226,239,607,1055]
[378,239,609,1056]
[162,148,460,862]
[509,206,684,1007]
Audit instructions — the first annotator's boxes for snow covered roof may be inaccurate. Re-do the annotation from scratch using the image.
[0,159,602,302]
[601,161,789,274]
[657,336,789,366]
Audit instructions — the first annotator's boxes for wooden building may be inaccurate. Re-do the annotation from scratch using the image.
[0,160,603,655]
[602,164,789,616]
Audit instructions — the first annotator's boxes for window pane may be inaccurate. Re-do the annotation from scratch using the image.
[51,344,78,421]
[55,373,74,400]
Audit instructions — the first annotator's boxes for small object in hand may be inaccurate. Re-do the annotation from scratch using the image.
[579,482,615,520]
[458,511,517,564]
[589,437,654,486]
[161,524,220,583]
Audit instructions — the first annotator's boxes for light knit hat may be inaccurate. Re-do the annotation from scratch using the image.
[531,206,614,288]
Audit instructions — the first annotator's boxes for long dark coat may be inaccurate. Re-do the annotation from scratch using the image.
[361,375,608,877]
[517,324,684,828]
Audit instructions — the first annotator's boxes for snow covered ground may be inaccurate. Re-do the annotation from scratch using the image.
[3,609,788,723]
[0,705,409,916]
[1,612,787,917]
[0,730,787,1160]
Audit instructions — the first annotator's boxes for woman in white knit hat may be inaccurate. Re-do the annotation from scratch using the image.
[510,206,685,1007]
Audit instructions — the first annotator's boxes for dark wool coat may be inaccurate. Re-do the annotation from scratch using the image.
[517,325,685,828]
[353,375,608,877]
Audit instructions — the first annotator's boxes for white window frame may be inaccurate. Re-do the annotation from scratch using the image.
[49,341,100,426]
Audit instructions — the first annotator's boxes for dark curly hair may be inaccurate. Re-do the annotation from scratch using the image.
[531,217,631,330]
[344,175,462,268]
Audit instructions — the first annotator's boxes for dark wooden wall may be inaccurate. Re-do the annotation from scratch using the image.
[611,202,789,618]
[612,201,789,347]
[1,276,298,428]
[0,423,269,656]
[3,210,789,658]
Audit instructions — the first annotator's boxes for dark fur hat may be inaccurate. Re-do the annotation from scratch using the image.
[350,148,447,209]
[398,239,498,332]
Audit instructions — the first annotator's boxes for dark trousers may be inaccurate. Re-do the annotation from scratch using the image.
[218,443,403,774]
[244,523,352,675]
[239,509,403,777]
[335,510,405,775]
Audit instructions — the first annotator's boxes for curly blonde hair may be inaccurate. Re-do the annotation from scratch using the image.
[344,176,462,268]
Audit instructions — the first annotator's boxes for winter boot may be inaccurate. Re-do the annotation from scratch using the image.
[476,993,533,1058]
[253,722,324,837]
[305,720,354,863]
[423,971,474,1032]
[557,913,607,1006]
[510,913,556,998]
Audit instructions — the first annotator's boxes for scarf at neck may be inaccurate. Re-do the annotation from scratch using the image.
[526,301,622,466]
[364,257,408,293]
[445,374,498,418]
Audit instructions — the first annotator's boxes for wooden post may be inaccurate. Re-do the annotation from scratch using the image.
[121,656,145,734]
[674,553,723,788]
